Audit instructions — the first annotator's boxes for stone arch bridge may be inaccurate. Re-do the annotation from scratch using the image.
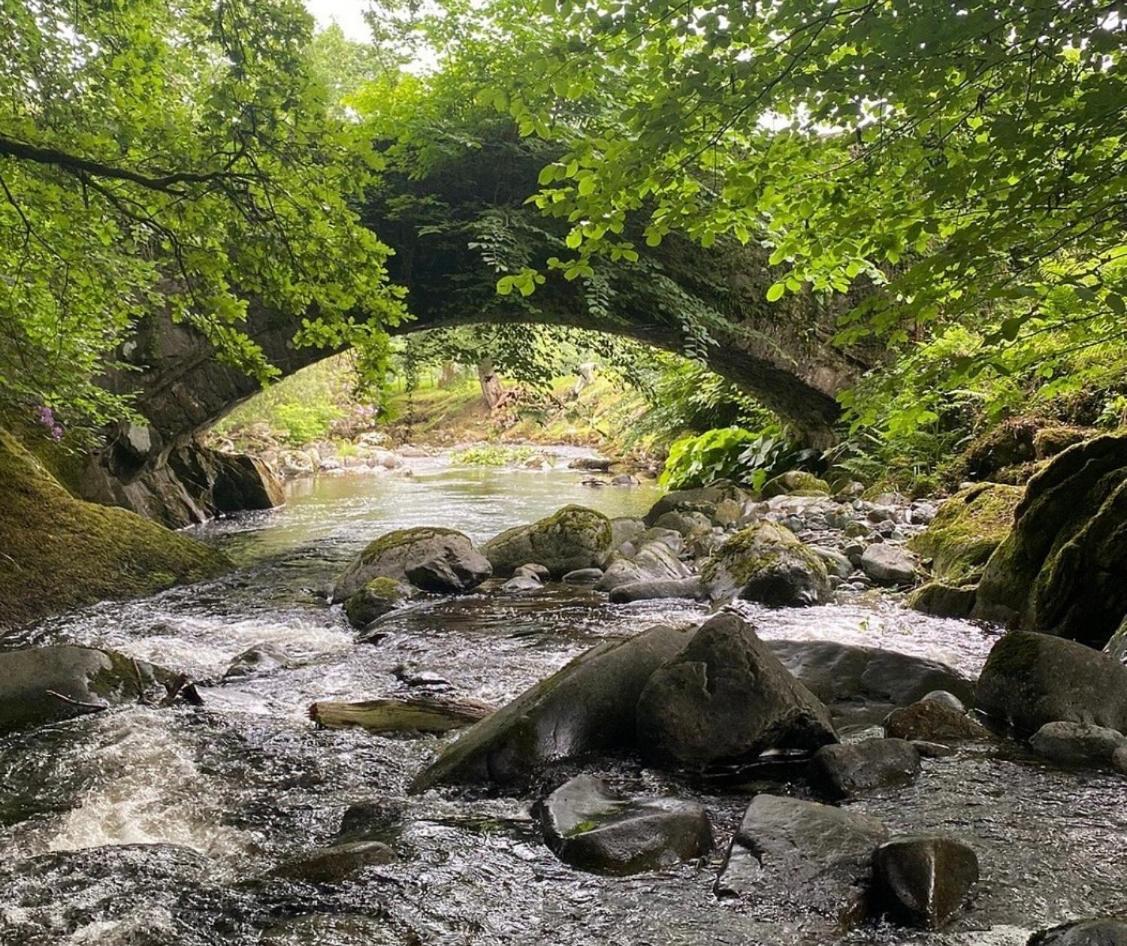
[84,138,877,526]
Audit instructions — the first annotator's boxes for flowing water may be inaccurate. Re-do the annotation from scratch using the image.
[0,456,1124,945]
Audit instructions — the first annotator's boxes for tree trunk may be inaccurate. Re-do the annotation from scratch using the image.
[477,358,503,410]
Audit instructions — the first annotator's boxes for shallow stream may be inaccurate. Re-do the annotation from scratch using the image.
[1,457,1123,945]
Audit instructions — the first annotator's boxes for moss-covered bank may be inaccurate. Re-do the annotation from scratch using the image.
[0,429,231,630]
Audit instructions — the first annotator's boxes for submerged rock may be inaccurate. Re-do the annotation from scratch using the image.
[973,435,1127,648]
[562,567,604,584]
[809,738,921,799]
[501,574,543,593]
[716,794,887,928]
[271,840,396,883]
[0,646,198,734]
[702,522,831,607]
[481,505,613,578]
[411,624,693,791]
[1028,919,1127,945]
[537,774,711,875]
[332,527,491,601]
[343,577,416,627]
[976,631,1127,735]
[635,612,836,767]
[871,834,979,929]
[223,642,291,681]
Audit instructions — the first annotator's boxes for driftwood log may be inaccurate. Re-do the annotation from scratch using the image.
[308,696,494,734]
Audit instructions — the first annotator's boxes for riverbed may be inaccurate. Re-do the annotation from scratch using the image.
[1,458,1123,945]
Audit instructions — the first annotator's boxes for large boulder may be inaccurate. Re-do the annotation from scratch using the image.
[0,646,198,734]
[701,522,831,607]
[537,775,712,875]
[1028,721,1127,767]
[410,624,694,791]
[883,699,990,743]
[716,794,888,928]
[206,449,286,514]
[908,483,1023,586]
[976,631,1127,736]
[643,481,748,526]
[973,435,1127,648]
[871,835,979,929]
[860,543,919,587]
[481,505,613,578]
[635,612,836,766]
[332,527,491,601]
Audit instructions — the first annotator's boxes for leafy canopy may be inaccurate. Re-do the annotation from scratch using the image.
[0,0,403,432]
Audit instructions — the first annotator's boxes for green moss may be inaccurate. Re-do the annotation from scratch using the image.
[703,522,808,585]
[908,483,1022,585]
[0,429,231,631]
[760,471,830,498]
[359,527,461,563]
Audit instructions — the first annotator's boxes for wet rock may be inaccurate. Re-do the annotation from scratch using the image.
[761,471,831,498]
[609,577,702,603]
[333,527,491,601]
[809,738,921,799]
[1028,919,1127,945]
[973,435,1127,648]
[482,505,613,578]
[260,913,403,945]
[976,631,1127,736]
[411,624,694,790]
[1115,746,1127,774]
[336,799,407,843]
[922,690,967,711]
[712,497,744,527]
[596,538,691,592]
[271,840,396,883]
[609,517,646,552]
[223,642,291,680]
[909,581,978,619]
[1028,721,1127,767]
[908,483,1022,586]
[516,562,551,579]
[883,699,990,743]
[343,577,416,627]
[537,774,712,875]
[501,574,543,593]
[0,646,198,734]
[635,612,836,767]
[562,567,604,584]
[308,695,494,734]
[872,835,979,929]
[1105,615,1127,664]
[702,522,831,607]
[766,640,976,717]
[643,481,748,526]
[860,543,918,587]
[611,473,639,487]
[716,794,887,928]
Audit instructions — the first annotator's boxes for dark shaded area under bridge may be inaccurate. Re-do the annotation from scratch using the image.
[85,132,878,526]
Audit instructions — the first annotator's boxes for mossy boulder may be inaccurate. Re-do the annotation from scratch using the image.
[0,645,198,734]
[332,527,491,601]
[0,429,230,630]
[907,582,978,619]
[976,631,1127,735]
[342,577,416,628]
[1033,425,1090,460]
[761,470,831,498]
[481,505,613,578]
[972,435,1127,647]
[908,483,1022,587]
[702,521,831,607]
[956,417,1042,482]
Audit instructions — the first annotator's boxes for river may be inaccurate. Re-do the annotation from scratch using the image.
[0,456,1124,945]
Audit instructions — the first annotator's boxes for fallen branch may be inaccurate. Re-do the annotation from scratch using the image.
[45,689,108,714]
[308,696,494,734]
